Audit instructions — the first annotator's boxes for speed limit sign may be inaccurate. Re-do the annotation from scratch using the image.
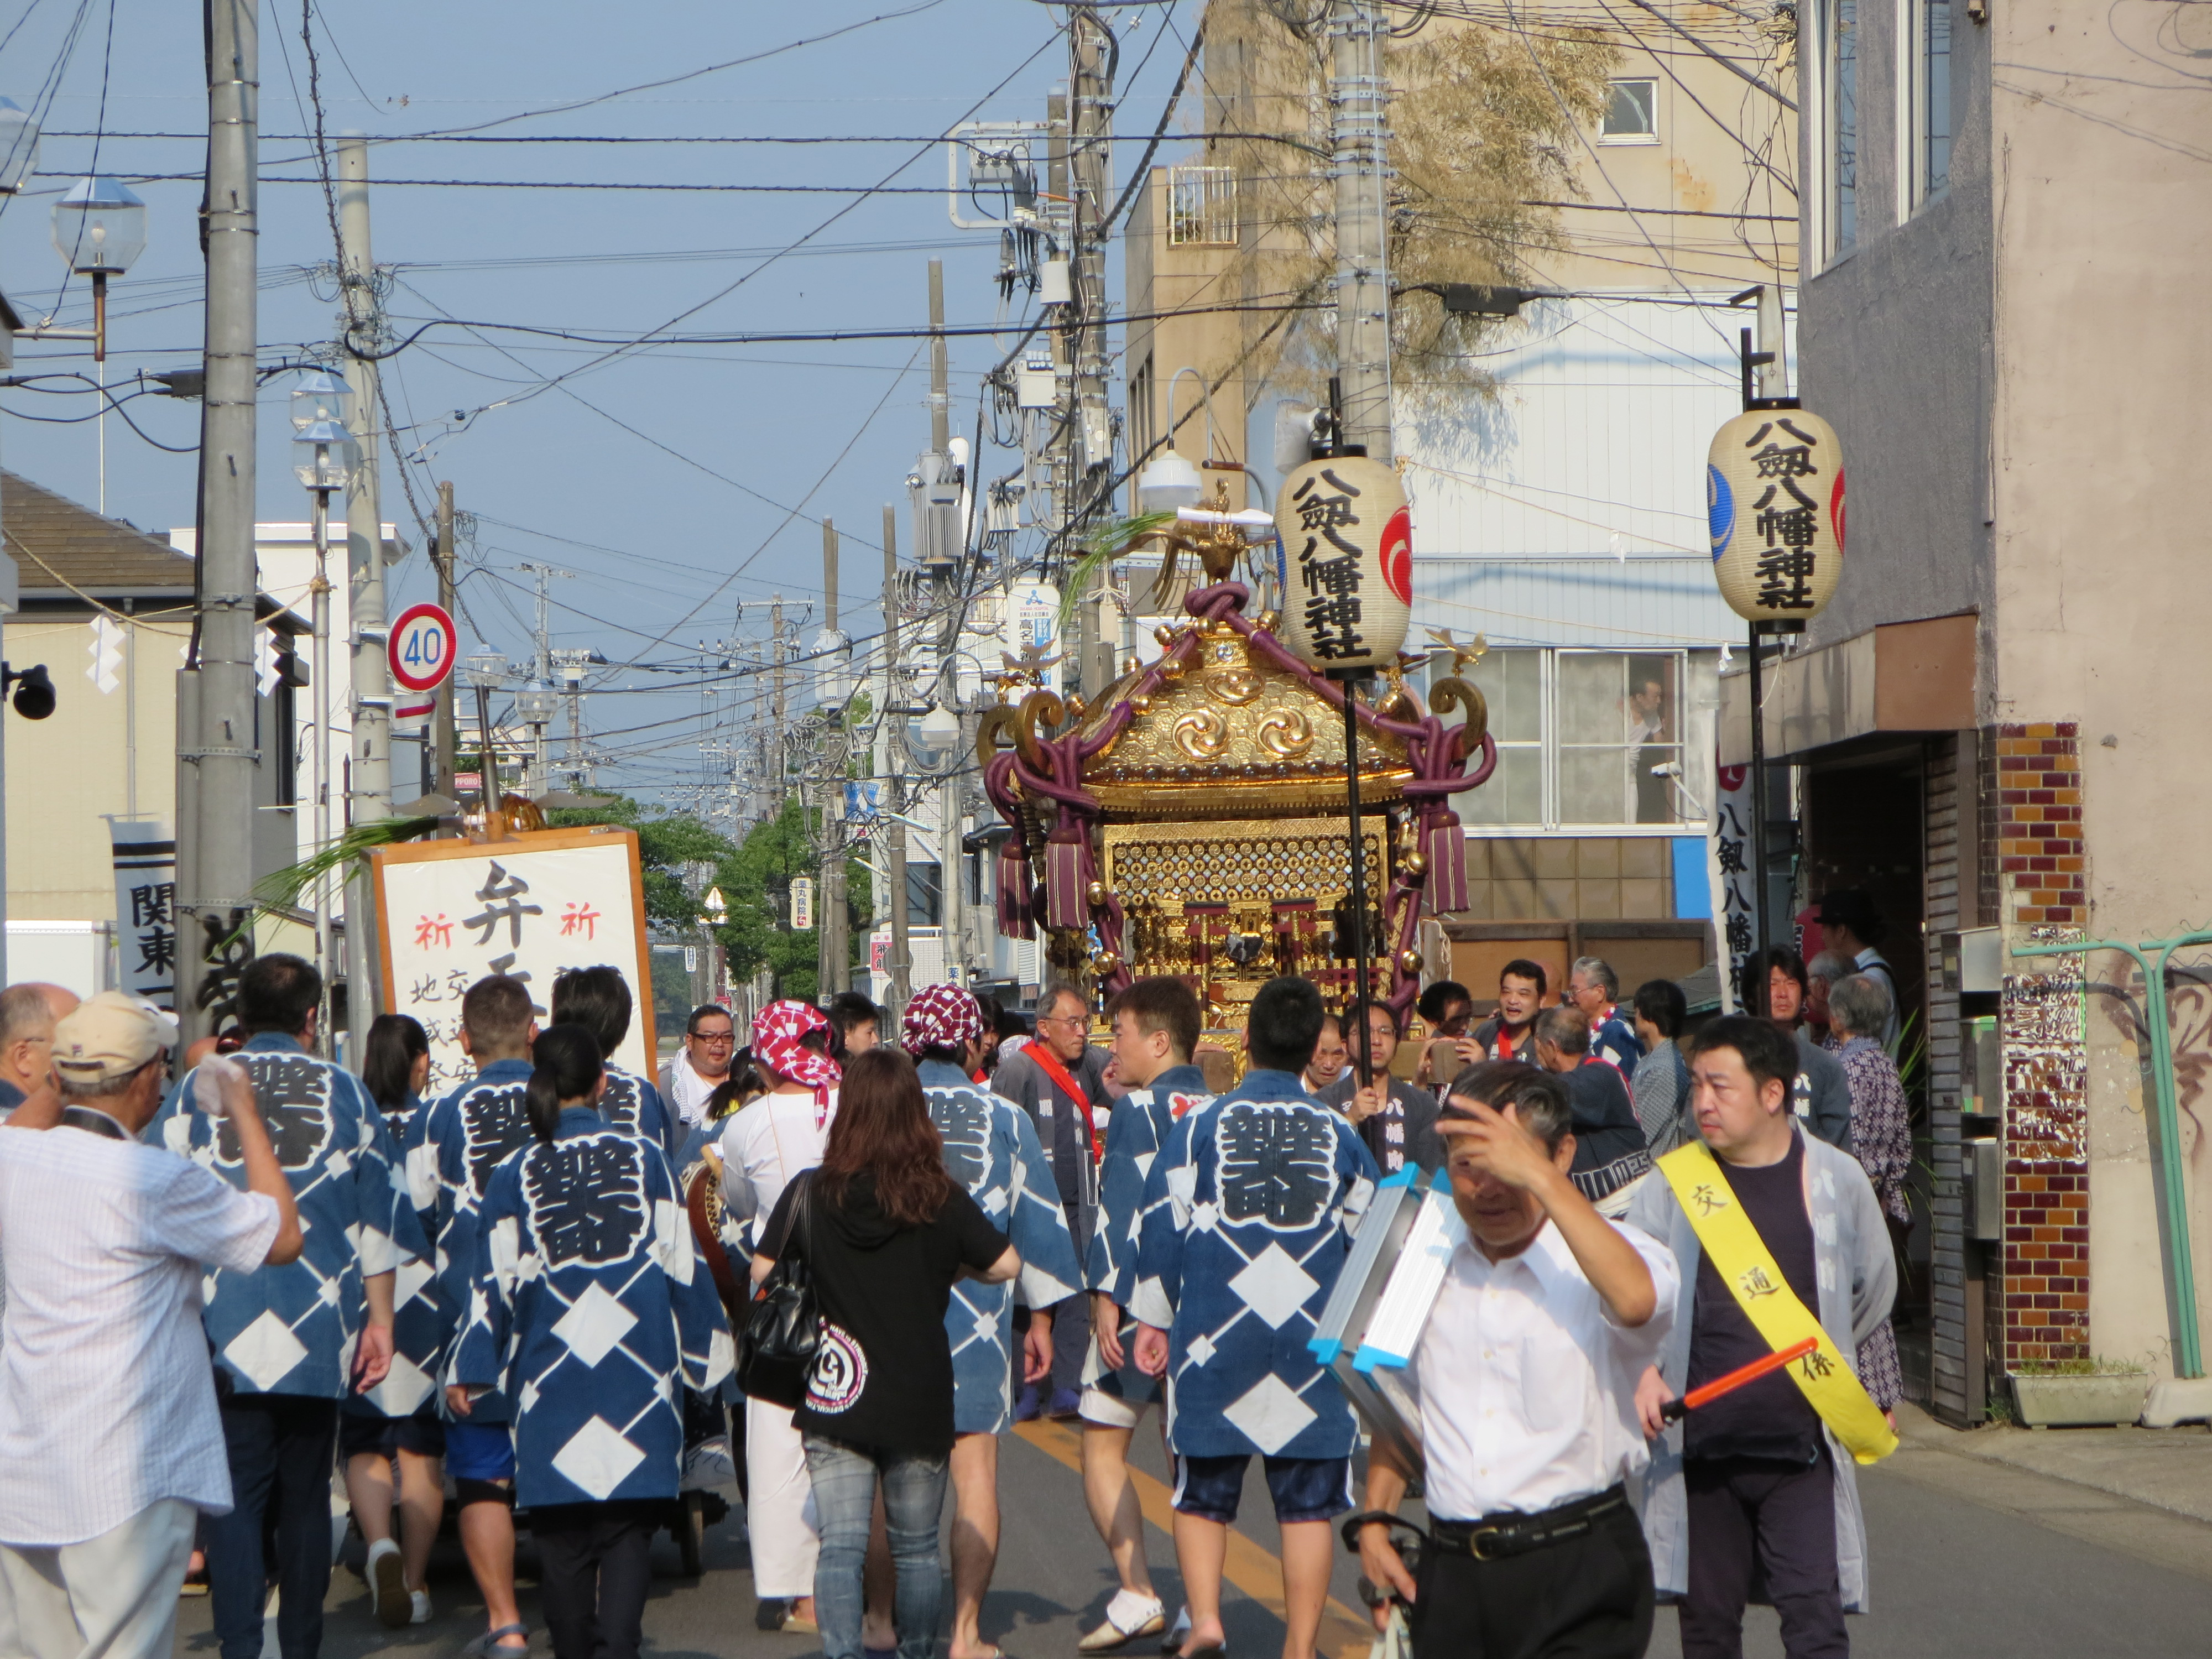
[388,602,458,695]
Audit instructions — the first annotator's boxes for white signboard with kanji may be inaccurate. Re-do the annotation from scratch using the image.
[371,827,654,1097]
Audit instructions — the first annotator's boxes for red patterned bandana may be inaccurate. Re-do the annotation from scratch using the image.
[901,982,984,1058]
[752,1000,842,1123]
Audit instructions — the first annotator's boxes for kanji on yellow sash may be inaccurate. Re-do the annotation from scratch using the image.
[1658,1140,1898,1465]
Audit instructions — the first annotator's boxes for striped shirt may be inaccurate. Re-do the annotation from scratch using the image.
[0,1115,279,1545]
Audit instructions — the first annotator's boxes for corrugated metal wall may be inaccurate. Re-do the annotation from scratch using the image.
[1401,293,1760,650]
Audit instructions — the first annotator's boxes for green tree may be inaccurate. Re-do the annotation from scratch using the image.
[549,795,874,1005]
[546,797,738,931]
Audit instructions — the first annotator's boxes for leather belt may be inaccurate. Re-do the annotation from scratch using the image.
[1430,1484,1630,1562]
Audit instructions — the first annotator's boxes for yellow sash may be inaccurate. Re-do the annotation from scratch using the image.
[1658,1139,1897,1465]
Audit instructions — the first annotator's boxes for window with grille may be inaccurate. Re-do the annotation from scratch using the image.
[1167,165,1238,246]
[1438,648,1721,830]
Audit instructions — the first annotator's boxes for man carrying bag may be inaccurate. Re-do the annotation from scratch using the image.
[1628,1016,1896,1659]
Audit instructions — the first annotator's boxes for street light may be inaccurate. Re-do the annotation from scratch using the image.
[291,371,359,1026]
[51,175,147,513]
[51,176,146,359]
[0,98,40,195]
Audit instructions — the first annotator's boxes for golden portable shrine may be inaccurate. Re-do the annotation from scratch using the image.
[978,469,1498,1030]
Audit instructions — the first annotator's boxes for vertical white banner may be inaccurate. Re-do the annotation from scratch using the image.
[1710,758,1754,1015]
[109,819,178,1013]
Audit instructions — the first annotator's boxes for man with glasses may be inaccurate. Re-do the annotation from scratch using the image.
[658,1005,735,1130]
[0,983,79,1119]
[994,983,1113,1419]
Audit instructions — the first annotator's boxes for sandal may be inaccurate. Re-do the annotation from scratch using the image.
[465,1623,530,1657]
[1081,1597,1167,1653]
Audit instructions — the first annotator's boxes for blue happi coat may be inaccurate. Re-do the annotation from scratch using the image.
[1083,1064,1213,1408]
[919,1058,1082,1434]
[408,1057,535,1420]
[1130,1067,1378,1459]
[599,1063,677,1162]
[349,1093,451,1421]
[157,1033,426,1400]
[451,1108,733,1508]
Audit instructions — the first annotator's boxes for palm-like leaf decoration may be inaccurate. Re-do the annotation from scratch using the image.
[221,814,445,948]
[1059,511,1180,632]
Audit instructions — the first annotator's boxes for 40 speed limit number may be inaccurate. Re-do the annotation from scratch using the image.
[387,602,457,723]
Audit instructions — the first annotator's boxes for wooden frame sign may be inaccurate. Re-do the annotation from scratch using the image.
[371,826,656,1097]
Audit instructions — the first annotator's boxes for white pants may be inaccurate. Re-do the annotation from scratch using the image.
[744,1397,821,1599]
[0,1498,197,1659]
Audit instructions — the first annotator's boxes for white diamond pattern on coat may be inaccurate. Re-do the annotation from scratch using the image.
[222,1309,310,1391]
[551,1416,646,1500]
[551,1281,638,1368]
[1228,1243,1318,1329]
[1221,1374,1317,1455]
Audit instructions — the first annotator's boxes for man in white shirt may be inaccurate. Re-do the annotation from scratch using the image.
[1357,1059,1677,1659]
[659,1004,736,1128]
[0,993,302,1659]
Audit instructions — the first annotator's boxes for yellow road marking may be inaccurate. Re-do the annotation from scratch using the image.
[1012,1418,1377,1659]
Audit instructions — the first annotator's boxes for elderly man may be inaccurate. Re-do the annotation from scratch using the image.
[1533,1005,1653,1217]
[994,981,1113,1418]
[0,993,302,1659]
[0,981,79,1117]
[1571,956,1645,1073]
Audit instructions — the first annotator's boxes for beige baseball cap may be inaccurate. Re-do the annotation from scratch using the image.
[53,991,181,1085]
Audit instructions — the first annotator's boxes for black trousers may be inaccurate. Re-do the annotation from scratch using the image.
[533,1501,656,1659]
[207,1393,340,1659]
[1409,1502,1653,1659]
[1051,1198,1092,1394]
[1681,1452,1846,1659]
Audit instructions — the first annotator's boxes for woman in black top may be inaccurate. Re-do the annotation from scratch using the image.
[753,1047,1016,1659]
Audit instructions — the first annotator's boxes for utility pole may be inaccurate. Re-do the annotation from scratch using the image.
[337,133,389,1029]
[818,519,849,997]
[883,504,909,1024]
[1067,11,1117,694]
[431,481,457,798]
[770,594,786,807]
[177,0,261,1046]
[514,562,568,796]
[1329,0,1394,458]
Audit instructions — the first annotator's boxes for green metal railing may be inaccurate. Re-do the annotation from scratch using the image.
[2013,931,2211,1379]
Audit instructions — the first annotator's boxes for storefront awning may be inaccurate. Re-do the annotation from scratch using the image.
[1719,612,1977,765]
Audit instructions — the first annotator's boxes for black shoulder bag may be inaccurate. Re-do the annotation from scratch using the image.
[736,1170,822,1410]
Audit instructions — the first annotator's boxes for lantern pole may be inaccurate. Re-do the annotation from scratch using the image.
[1736,321,1798,1016]
[1746,617,1768,1017]
[1338,668,1374,1090]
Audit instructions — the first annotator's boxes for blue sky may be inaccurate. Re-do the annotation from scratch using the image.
[0,0,1199,804]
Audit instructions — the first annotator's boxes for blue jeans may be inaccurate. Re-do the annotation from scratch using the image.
[803,1434,950,1659]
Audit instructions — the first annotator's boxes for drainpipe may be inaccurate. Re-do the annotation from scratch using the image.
[2015,931,2210,1379]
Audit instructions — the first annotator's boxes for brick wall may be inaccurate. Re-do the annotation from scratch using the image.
[1991,722,2089,1369]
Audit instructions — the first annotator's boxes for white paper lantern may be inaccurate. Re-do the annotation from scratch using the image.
[1272,454,1412,673]
[1707,408,1845,624]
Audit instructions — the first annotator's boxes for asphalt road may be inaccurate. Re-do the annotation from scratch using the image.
[176,1415,2212,1659]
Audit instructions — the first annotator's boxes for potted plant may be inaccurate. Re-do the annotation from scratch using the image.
[2009,1358,2150,1428]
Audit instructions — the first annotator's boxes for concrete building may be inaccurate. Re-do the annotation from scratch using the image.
[1118,1,1798,1004]
[1749,0,2212,1423]
[0,474,306,1001]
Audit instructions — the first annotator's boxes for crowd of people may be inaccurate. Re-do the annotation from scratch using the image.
[0,895,1919,1659]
